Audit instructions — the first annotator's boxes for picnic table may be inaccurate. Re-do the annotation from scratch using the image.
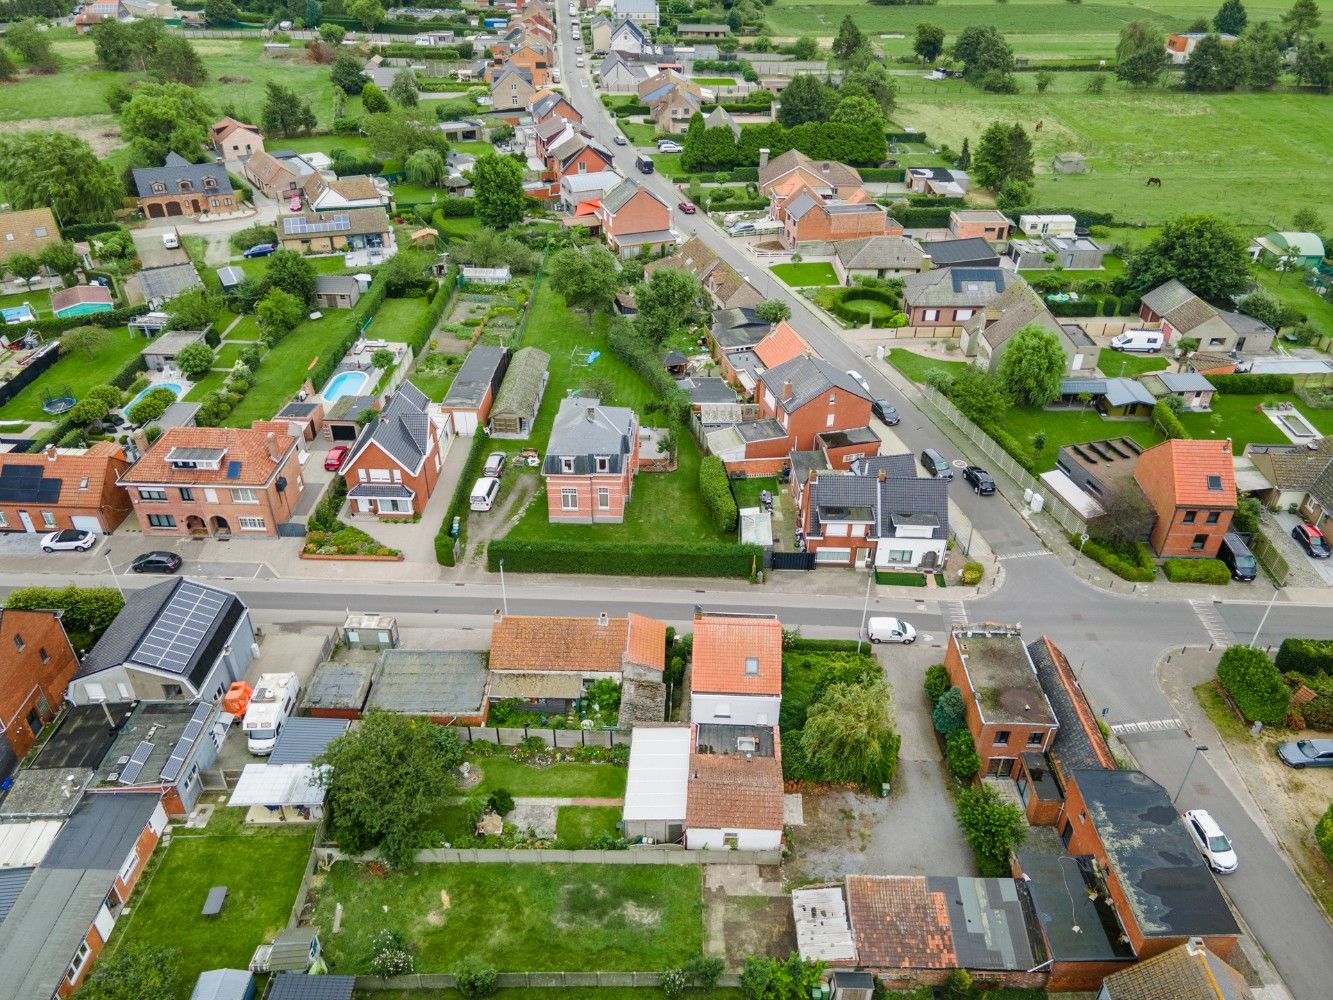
[202,885,228,916]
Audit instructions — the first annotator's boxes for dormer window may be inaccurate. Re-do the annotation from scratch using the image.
[561,457,575,473]
[179,180,193,192]
[596,456,608,472]
[151,182,167,194]
[203,176,218,189]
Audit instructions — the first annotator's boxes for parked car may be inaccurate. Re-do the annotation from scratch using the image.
[677,201,696,215]
[844,370,870,393]
[131,551,183,574]
[288,197,302,212]
[919,448,953,481]
[866,617,916,644]
[1277,738,1333,769]
[613,134,627,146]
[576,57,584,67]
[1183,809,1237,873]
[657,139,683,153]
[41,528,97,552]
[324,444,350,471]
[1291,522,1331,558]
[872,399,900,425]
[161,232,180,249]
[470,476,501,511]
[483,451,507,477]
[243,243,276,258]
[1217,532,1256,581]
[963,466,996,496]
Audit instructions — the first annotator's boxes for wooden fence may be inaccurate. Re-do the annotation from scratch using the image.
[456,724,631,747]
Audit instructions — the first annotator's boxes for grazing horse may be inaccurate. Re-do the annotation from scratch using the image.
[1035,120,1044,132]
[1145,176,1162,187]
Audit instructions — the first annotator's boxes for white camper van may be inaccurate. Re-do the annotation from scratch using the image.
[243,672,301,755]
[1110,330,1165,353]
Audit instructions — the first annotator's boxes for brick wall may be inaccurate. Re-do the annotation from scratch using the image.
[606,190,669,240]
[0,610,79,759]
[757,389,870,453]
[129,450,303,537]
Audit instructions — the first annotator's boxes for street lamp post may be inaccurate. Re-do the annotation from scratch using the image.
[856,569,874,654]
[499,558,509,617]
[1172,744,1209,804]
[104,549,124,600]
[1249,587,1280,649]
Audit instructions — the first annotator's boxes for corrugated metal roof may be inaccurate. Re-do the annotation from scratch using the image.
[622,725,690,822]
[268,718,349,765]
[0,867,33,926]
[189,968,255,1000]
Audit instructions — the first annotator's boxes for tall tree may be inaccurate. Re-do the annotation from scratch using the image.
[1090,483,1155,549]
[389,67,419,107]
[997,325,1067,406]
[256,287,305,336]
[952,25,1014,82]
[38,240,80,280]
[119,83,215,164]
[755,299,791,323]
[0,46,15,82]
[679,112,708,172]
[264,249,317,305]
[316,710,465,866]
[790,36,819,61]
[360,81,390,113]
[60,326,113,359]
[1235,22,1284,88]
[331,51,366,94]
[362,110,448,166]
[1281,0,1323,41]
[262,81,316,137]
[635,267,701,346]
[801,678,901,789]
[831,95,885,133]
[1294,38,1333,89]
[548,245,619,317]
[404,148,447,187]
[1004,122,1035,183]
[831,15,864,64]
[153,34,206,85]
[969,121,1030,191]
[956,783,1027,876]
[1124,213,1251,300]
[348,0,384,31]
[204,0,240,25]
[1115,21,1169,86]
[1183,34,1244,90]
[472,153,525,230]
[957,137,971,169]
[1115,20,1159,62]
[166,286,224,331]
[914,23,946,63]
[1214,0,1249,33]
[841,62,898,116]
[0,132,122,223]
[776,74,832,127]
[92,18,166,72]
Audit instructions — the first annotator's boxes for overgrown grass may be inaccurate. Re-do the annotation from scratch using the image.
[311,863,703,972]
[555,805,623,847]
[1194,679,1252,743]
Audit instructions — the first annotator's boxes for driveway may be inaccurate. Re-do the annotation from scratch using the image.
[1272,512,1333,586]
[132,232,190,269]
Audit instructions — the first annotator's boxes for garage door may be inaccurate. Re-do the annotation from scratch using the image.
[330,424,358,441]
[70,516,102,534]
[452,411,478,435]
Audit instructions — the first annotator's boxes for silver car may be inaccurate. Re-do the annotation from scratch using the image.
[1276,738,1333,769]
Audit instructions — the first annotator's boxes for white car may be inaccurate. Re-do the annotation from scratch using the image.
[161,232,180,249]
[866,617,916,644]
[41,528,97,552]
[846,370,870,393]
[1184,809,1237,873]
[482,451,507,478]
[657,140,683,153]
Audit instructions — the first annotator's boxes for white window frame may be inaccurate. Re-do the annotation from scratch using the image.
[238,516,266,531]
[41,510,56,528]
[924,309,939,322]
[118,847,140,885]
[369,469,392,483]
[232,488,259,503]
[561,488,578,510]
[67,941,91,983]
[597,487,610,509]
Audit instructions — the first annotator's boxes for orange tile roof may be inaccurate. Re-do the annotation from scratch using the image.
[0,441,127,509]
[1136,438,1237,507]
[846,875,956,970]
[689,614,783,696]
[122,421,297,487]
[490,613,665,673]
[753,321,810,369]
[685,751,784,830]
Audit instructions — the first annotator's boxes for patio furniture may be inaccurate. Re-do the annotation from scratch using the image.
[202,885,229,916]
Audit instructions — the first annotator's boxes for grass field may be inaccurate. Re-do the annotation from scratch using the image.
[224,309,351,426]
[555,806,623,847]
[1002,403,1163,471]
[692,76,738,86]
[366,295,431,341]
[107,809,313,1000]
[885,347,970,384]
[312,863,703,972]
[0,328,143,422]
[1096,347,1169,377]
[471,758,628,798]
[1177,393,1333,453]
[771,262,839,286]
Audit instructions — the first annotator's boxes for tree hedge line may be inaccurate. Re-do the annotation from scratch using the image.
[32,303,150,338]
[61,222,125,242]
[1206,374,1294,394]
[888,206,954,229]
[607,319,690,423]
[1045,294,1139,318]
[1074,533,1157,582]
[859,168,906,182]
[1217,645,1290,725]
[1153,399,1188,440]
[699,456,737,533]
[737,121,886,169]
[486,538,762,577]
[1163,558,1231,584]
[1276,638,1333,676]
[6,585,123,641]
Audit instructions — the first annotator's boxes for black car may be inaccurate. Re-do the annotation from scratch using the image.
[962,466,996,495]
[872,399,900,425]
[131,550,183,574]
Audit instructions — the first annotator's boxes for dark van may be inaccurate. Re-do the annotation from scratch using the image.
[635,154,654,175]
[1218,532,1257,581]
[920,448,953,481]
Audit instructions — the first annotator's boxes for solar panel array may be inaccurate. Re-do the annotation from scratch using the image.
[283,213,352,235]
[131,582,227,674]
[159,702,213,782]
[0,466,61,504]
[118,740,155,785]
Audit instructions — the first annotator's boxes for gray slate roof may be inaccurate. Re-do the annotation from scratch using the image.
[443,346,510,410]
[920,237,999,268]
[268,717,349,765]
[132,151,233,199]
[1155,371,1215,393]
[315,274,361,296]
[190,969,255,1000]
[712,307,769,350]
[677,376,736,404]
[267,974,356,1000]
[1026,638,1112,772]
[808,467,950,540]
[836,236,927,270]
[346,381,433,473]
[543,397,636,474]
[757,355,870,412]
[139,262,204,304]
[904,267,1012,308]
[1060,377,1155,409]
[850,453,917,478]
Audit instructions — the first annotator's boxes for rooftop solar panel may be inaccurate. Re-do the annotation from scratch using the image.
[283,213,353,235]
[118,740,155,785]
[0,465,62,504]
[130,582,227,674]
[226,460,242,479]
[159,703,212,782]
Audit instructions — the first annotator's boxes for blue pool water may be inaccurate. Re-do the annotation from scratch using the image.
[54,302,114,318]
[2,304,36,325]
[323,369,370,402]
[127,382,182,411]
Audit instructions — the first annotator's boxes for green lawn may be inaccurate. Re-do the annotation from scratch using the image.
[184,369,228,402]
[225,316,262,341]
[651,152,685,178]
[771,262,838,287]
[555,806,623,847]
[885,347,971,384]
[106,809,313,1000]
[1252,266,1333,341]
[692,76,737,86]
[1001,403,1163,471]
[214,342,247,368]
[438,215,483,239]
[367,295,430,341]
[1096,347,1169,377]
[1177,393,1333,454]
[312,863,703,972]
[472,757,627,799]
[410,353,462,402]
[620,121,658,146]
[731,476,782,509]
[0,328,144,421]
[224,309,352,426]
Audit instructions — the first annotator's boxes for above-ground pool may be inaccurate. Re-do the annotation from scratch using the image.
[126,382,183,411]
[323,369,370,402]
[1,304,36,325]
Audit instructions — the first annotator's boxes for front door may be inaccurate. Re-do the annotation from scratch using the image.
[18,510,34,532]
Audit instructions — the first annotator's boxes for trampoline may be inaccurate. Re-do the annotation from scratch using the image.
[42,387,76,415]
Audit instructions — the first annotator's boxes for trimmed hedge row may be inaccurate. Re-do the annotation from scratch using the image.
[1163,558,1231,584]
[888,206,954,229]
[32,303,150,337]
[1075,533,1156,582]
[885,130,928,145]
[699,456,737,533]
[1046,295,1137,318]
[1153,399,1188,440]
[827,288,905,329]
[859,168,906,182]
[486,538,763,577]
[607,319,690,422]
[61,222,125,242]
[1205,373,1294,394]
[1275,638,1333,676]
[435,429,492,566]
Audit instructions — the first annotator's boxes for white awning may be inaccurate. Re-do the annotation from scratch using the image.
[228,764,327,808]
[1039,470,1104,519]
[622,726,689,822]
[0,820,61,868]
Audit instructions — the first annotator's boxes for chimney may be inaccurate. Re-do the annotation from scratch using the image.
[820,162,829,174]
[265,431,281,462]
[758,148,769,168]
[781,380,793,401]
[45,444,57,462]
[1186,937,1205,957]
[878,467,886,483]
[585,404,597,422]
[598,611,609,628]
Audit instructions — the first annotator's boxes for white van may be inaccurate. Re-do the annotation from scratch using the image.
[470,476,500,511]
[1110,330,1164,353]
[243,672,300,755]
[866,617,917,644]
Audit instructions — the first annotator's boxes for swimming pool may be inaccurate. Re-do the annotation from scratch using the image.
[323,369,370,402]
[126,382,182,411]
[54,302,114,319]
[1,304,36,325]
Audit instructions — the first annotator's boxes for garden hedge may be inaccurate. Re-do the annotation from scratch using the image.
[924,664,950,704]
[1205,373,1295,394]
[699,456,737,533]
[1318,803,1333,864]
[1216,645,1290,724]
[61,222,125,242]
[33,303,149,337]
[607,319,690,422]
[859,168,905,182]
[1163,559,1231,584]
[1275,638,1333,676]
[1152,400,1188,440]
[946,729,981,780]
[1075,533,1157,582]
[486,538,763,578]
[889,206,954,228]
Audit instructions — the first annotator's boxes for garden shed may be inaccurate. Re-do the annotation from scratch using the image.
[189,969,255,1000]
[489,346,551,439]
[140,328,206,373]
[366,648,488,724]
[267,974,355,1000]
[300,660,375,719]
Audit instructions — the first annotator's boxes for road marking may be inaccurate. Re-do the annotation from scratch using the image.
[1189,599,1233,647]
[996,549,1052,561]
[1110,717,1186,736]
[940,601,968,629]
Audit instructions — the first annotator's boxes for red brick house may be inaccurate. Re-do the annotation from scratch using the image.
[717,319,810,392]
[542,397,640,523]
[949,210,1011,241]
[343,382,449,518]
[595,179,674,258]
[943,624,1058,776]
[755,355,872,451]
[0,609,78,768]
[130,152,239,220]
[1132,438,1236,557]
[0,442,132,535]
[121,421,304,537]
[530,90,583,126]
[902,267,1015,328]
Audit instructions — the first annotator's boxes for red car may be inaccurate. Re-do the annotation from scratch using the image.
[677,201,696,214]
[324,445,350,471]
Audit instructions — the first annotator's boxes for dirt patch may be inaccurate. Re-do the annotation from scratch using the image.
[619,900,662,927]
[0,115,122,157]
[704,881,794,964]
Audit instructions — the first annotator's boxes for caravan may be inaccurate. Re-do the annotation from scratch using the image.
[243,673,301,755]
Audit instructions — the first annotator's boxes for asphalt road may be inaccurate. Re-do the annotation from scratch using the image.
[546,17,1333,996]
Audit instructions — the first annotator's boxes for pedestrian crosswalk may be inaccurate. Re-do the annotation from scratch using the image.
[1189,600,1234,647]
[1110,717,1185,736]
[996,548,1052,561]
[940,601,969,630]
